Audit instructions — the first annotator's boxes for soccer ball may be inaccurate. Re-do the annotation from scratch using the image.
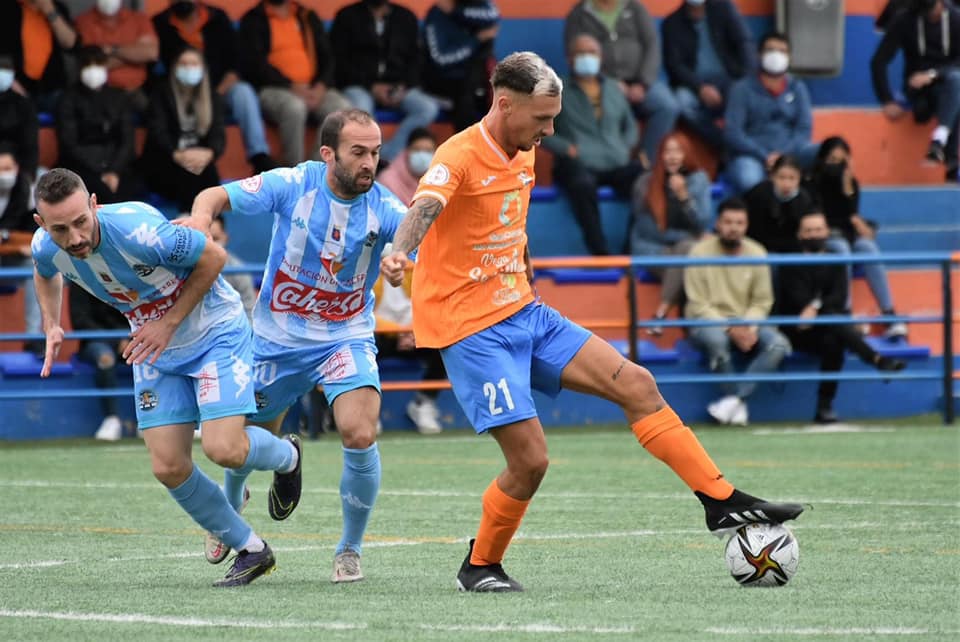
[724,523,799,587]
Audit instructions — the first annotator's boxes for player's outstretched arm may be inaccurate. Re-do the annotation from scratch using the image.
[380,196,443,287]
[123,240,228,365]
[33,270,64,378]
[183,186,232,234]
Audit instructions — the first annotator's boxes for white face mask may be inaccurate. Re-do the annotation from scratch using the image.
[0,171,16,191]
[0,69,13,92]
[81,65,108,90]
[761,50,790,76]
[407,149,434,176]
[175,65,204,87]
[97,0,123,16]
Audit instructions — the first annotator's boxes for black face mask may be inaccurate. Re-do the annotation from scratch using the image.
[266,0,287,5]
[364,0,389,7]
[822,161,846,179]
[171,1,195,18]
[718,237,742,250]
[799,238,826,253]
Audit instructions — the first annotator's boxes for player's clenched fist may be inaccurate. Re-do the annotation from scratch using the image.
[380,251,408,287]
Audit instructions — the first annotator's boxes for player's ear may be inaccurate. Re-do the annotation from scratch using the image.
[318,145,335,165]
[33,212,44,229]
[89,192,98,212]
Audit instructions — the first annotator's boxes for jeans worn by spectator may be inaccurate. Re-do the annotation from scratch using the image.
[688,325,791,399]
[258,87,352,166]
[629,81,680,164]
[224,81,272,161]
[342,87,439,162]
[826,235,895,313]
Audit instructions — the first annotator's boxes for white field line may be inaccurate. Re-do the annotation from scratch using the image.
[4,520,957,573]
[422,623,637,635]
[705,627,959,636]
[0,478,956,508]
[0,609,363,630]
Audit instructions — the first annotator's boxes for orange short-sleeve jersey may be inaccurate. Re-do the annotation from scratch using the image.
[410,120,537,348]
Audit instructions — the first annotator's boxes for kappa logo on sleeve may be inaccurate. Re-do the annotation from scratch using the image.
[239,175,263,193]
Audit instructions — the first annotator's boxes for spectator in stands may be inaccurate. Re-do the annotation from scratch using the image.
[210,216,257,321]
[684,197,790,426]
[806,137,908,339]
[239,0,350,166]
[870,0,960,180]
[777,210,905,424]
[631,133,713,333]
[0,56,39,181]
[0,145,41,355]
[422,0,499,133]
[744,154,815,253]
[542,33,645,255]
[724,32,816,194]
[564,0,679,166]
[330,1,439,162]
[140,46,224,212]
[661,0,755,149]
[56,47,141,205]
[74,0,158,114]
[377,127,436,205]
[154,0,278,174]
[69,285,130,441]
[373,274,446,434]
[0,0,78,112]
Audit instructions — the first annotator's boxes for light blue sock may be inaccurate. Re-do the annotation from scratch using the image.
[223,426,296,510]
[169,464,251,550]
[337,443,381,555]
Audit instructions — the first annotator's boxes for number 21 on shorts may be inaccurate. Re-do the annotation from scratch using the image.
[483,377,515,416]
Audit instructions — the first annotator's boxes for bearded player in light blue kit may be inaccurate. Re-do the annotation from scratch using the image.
[188,109,406,583]
[31,169,302,588]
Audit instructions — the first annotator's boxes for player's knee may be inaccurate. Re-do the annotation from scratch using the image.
[96,352,115,369]
[151,457,193,488]
[338,419,377,450]
[619,364,663,413]
[202,437,248,469]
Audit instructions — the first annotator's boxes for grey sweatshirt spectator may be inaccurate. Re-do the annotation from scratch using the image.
[564,0,678,164]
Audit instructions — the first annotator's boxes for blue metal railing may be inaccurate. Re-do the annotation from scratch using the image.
[0,251,955,423]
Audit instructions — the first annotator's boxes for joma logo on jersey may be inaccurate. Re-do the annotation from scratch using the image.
[125,223,165,249]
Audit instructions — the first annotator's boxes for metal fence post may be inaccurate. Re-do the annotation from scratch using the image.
[943,259,955,425]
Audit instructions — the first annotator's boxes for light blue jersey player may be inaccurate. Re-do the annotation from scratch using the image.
[31,169,303,588]
[188,109,405,582]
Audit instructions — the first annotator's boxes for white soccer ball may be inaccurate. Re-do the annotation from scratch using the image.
[724,523,799,587]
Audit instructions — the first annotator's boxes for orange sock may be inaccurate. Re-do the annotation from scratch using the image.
[470,479,530,566]
[631,406,734,500]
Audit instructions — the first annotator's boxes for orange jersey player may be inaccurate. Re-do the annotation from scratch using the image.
[381,52,803,592]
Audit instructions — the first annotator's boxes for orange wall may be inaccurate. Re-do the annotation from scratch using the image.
[143,0,885,21]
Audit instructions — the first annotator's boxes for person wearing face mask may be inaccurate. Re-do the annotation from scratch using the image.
[0,145,42,356]
[564,0,679,166]
[56,46,142,205]
[330,0,440,162]
[724,32,819,194]
[153,1,279,175]
[542,33,645,255]
[421,0,500,133]
[376,127,437,205]
[806,137,907,339]
[140,46,224,212]
[661,0,755,149]
[74,0,158,114]
[871,0,960,180]
[743,154,815,253]
[0,0,78,112]
[683,198,790,426]
[0,56,38,181]
[777,211,906,424]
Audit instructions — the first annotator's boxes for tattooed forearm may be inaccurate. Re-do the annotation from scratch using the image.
[393,197,443,255]
[611,359,626,381]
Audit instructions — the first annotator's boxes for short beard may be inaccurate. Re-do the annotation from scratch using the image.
[332,155,374,199]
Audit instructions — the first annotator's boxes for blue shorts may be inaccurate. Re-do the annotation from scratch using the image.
[440,302,591,433]
[250,335,380,422]
[133,317,257,430]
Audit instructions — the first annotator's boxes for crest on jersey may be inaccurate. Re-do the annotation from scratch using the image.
[138,390,158,411]
[423,163,450,186]
[98,272,113,283]
[331,226,342,242]
[133,264,155,278]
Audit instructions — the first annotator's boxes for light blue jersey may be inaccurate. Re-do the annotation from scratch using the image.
[32,201,244,353]
[223,163,406,348]
[32,201,253,428]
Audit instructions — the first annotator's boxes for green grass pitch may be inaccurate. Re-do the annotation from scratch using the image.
[0,417,957,641]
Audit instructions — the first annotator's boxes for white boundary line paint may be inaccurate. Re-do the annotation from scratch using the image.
[0,560,70,570]
[751,425,896,435]
[705,627,960,636]
[1,479,956,508]
[422,623,637,635]
[0,609,365,630]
